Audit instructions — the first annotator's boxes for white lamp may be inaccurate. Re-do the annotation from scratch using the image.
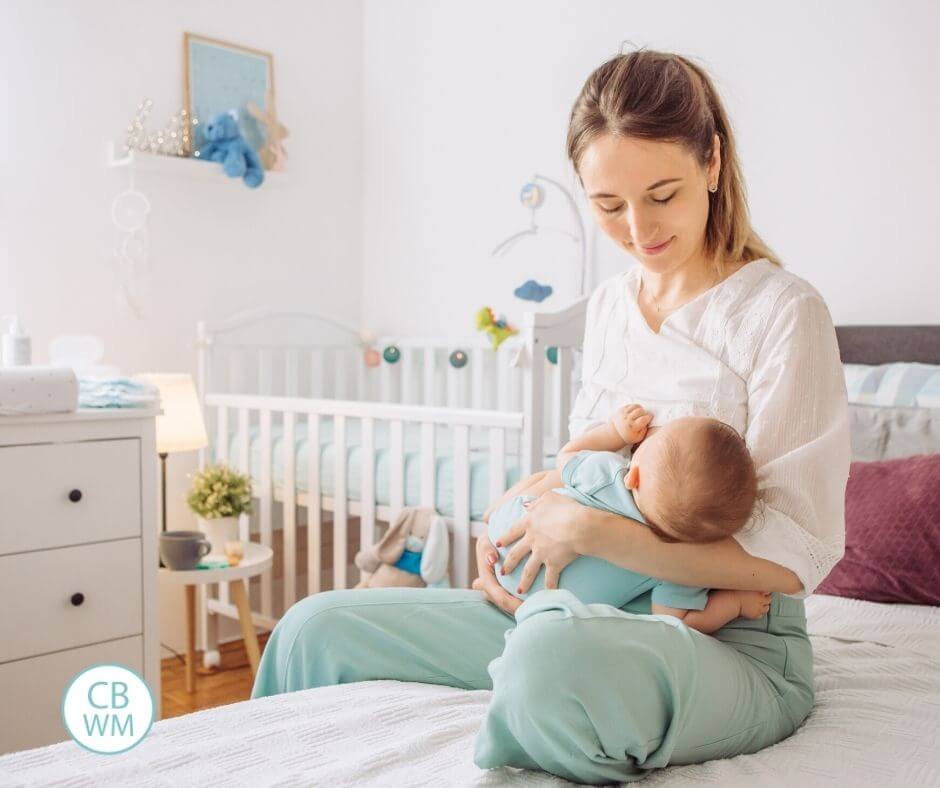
[135,373,208,533]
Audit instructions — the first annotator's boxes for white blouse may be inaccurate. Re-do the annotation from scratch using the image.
[569,258,851,597]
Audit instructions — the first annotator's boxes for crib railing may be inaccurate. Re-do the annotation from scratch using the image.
[204,392,524,610]
[198,334,555,403]
[371,337,525,409]
[194,301,588,662]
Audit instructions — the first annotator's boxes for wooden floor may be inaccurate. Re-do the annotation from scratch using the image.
[160,632,271,719]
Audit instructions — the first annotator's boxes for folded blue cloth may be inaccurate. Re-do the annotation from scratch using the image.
[78,376,160,408]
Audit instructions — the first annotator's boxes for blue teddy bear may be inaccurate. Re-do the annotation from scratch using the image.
[197,112,264,188]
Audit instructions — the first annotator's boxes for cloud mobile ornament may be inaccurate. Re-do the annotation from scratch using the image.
[514,279,554,303]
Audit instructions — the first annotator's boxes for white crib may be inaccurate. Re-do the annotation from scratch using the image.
[193,299,588,665]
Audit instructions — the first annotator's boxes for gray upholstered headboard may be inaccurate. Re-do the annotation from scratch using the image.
[835,325,940,365]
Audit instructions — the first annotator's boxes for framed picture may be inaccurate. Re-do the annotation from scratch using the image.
[182,33,275,156]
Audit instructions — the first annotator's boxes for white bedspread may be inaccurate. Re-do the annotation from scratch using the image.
[2,594,938,787]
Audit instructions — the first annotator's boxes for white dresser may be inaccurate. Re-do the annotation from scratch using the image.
[0,407,161,755]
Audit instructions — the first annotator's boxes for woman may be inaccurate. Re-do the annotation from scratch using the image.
[252,50,851,784]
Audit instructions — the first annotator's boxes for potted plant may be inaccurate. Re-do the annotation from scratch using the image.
[187,464,253,556]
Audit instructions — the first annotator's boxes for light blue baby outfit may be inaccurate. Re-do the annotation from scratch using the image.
[487,450,709,609]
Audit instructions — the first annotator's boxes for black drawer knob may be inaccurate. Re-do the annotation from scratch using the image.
[68,489,82,503]
[70,592,85,606]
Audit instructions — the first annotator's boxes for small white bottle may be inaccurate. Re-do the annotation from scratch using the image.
[2,317,32,366]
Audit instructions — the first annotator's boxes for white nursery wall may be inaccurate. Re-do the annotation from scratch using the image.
[0,1,364,655]
[360,0,940,335]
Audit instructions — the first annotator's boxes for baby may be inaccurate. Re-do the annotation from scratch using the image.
[484,405,772,633]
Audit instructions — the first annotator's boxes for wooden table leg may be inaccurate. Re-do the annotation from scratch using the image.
[185,584,196,693]
[230,579,261,679]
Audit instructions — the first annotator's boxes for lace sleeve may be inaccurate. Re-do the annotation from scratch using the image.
[732,291,851,597]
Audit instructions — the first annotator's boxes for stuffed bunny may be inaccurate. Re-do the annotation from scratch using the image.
[354,507,451,589]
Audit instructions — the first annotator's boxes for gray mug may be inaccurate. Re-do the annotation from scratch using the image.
[160,530,211,570]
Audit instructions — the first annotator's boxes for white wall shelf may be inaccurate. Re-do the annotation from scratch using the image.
[106,142,288,187]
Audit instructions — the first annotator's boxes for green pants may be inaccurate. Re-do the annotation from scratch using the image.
[251,587,814,784]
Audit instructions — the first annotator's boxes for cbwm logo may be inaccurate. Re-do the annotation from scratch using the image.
[62,664,154,754]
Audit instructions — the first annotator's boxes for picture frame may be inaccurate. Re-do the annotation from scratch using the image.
[182,33,275,157]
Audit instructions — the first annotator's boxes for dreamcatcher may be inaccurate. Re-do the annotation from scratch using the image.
[110,166,152,317]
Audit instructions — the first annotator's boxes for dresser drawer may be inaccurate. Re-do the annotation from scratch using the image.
[0,635,143,754]
[0,438,141,556]
[0,539,143,663]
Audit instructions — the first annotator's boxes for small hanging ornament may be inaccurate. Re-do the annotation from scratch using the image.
[383,345,401,364]
[110,164,152,317]
[514,279,553,303]
[364,348,381,368]
[475,306,518,351]
[546,346,558,365]
[449,349,468,369]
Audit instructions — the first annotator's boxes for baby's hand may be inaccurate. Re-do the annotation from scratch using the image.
[738,590,773,619]
[612,404,654,444]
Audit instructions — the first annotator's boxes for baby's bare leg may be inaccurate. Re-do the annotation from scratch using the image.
[671,590,772,634]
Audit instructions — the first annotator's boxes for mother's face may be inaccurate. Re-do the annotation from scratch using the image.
[578,134,720,275]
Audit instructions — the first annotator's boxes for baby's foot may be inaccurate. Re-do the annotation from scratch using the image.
[739,591,773,619]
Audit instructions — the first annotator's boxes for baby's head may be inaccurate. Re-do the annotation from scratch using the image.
[626,416,757,543]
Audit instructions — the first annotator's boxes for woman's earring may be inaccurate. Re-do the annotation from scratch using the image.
[708,183,718,193]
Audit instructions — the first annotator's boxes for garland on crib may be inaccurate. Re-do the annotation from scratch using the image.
[359,309,558,371]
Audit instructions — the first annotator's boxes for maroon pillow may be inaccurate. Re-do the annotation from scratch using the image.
[816,453,940,605]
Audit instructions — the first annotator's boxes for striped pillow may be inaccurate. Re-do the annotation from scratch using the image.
[844,362,940,408]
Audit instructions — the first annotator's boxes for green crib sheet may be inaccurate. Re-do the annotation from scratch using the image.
[216,419,555,520]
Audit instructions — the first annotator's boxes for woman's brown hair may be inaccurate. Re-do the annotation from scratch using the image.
[566,48,781,272]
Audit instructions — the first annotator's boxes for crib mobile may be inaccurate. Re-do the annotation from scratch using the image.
[492,174,589,298]
[360,174,583,373]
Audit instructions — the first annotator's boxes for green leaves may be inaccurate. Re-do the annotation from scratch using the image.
[186,464,253,519]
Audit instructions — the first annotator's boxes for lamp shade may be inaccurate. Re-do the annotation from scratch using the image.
[136,373,208,454]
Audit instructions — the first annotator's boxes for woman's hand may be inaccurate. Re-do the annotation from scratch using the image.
[496,491,586,593]
[471,534,522,616]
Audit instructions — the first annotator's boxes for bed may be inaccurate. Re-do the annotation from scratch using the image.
[2,594,937,787]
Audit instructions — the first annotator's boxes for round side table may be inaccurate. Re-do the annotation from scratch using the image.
[160,542,273,693]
